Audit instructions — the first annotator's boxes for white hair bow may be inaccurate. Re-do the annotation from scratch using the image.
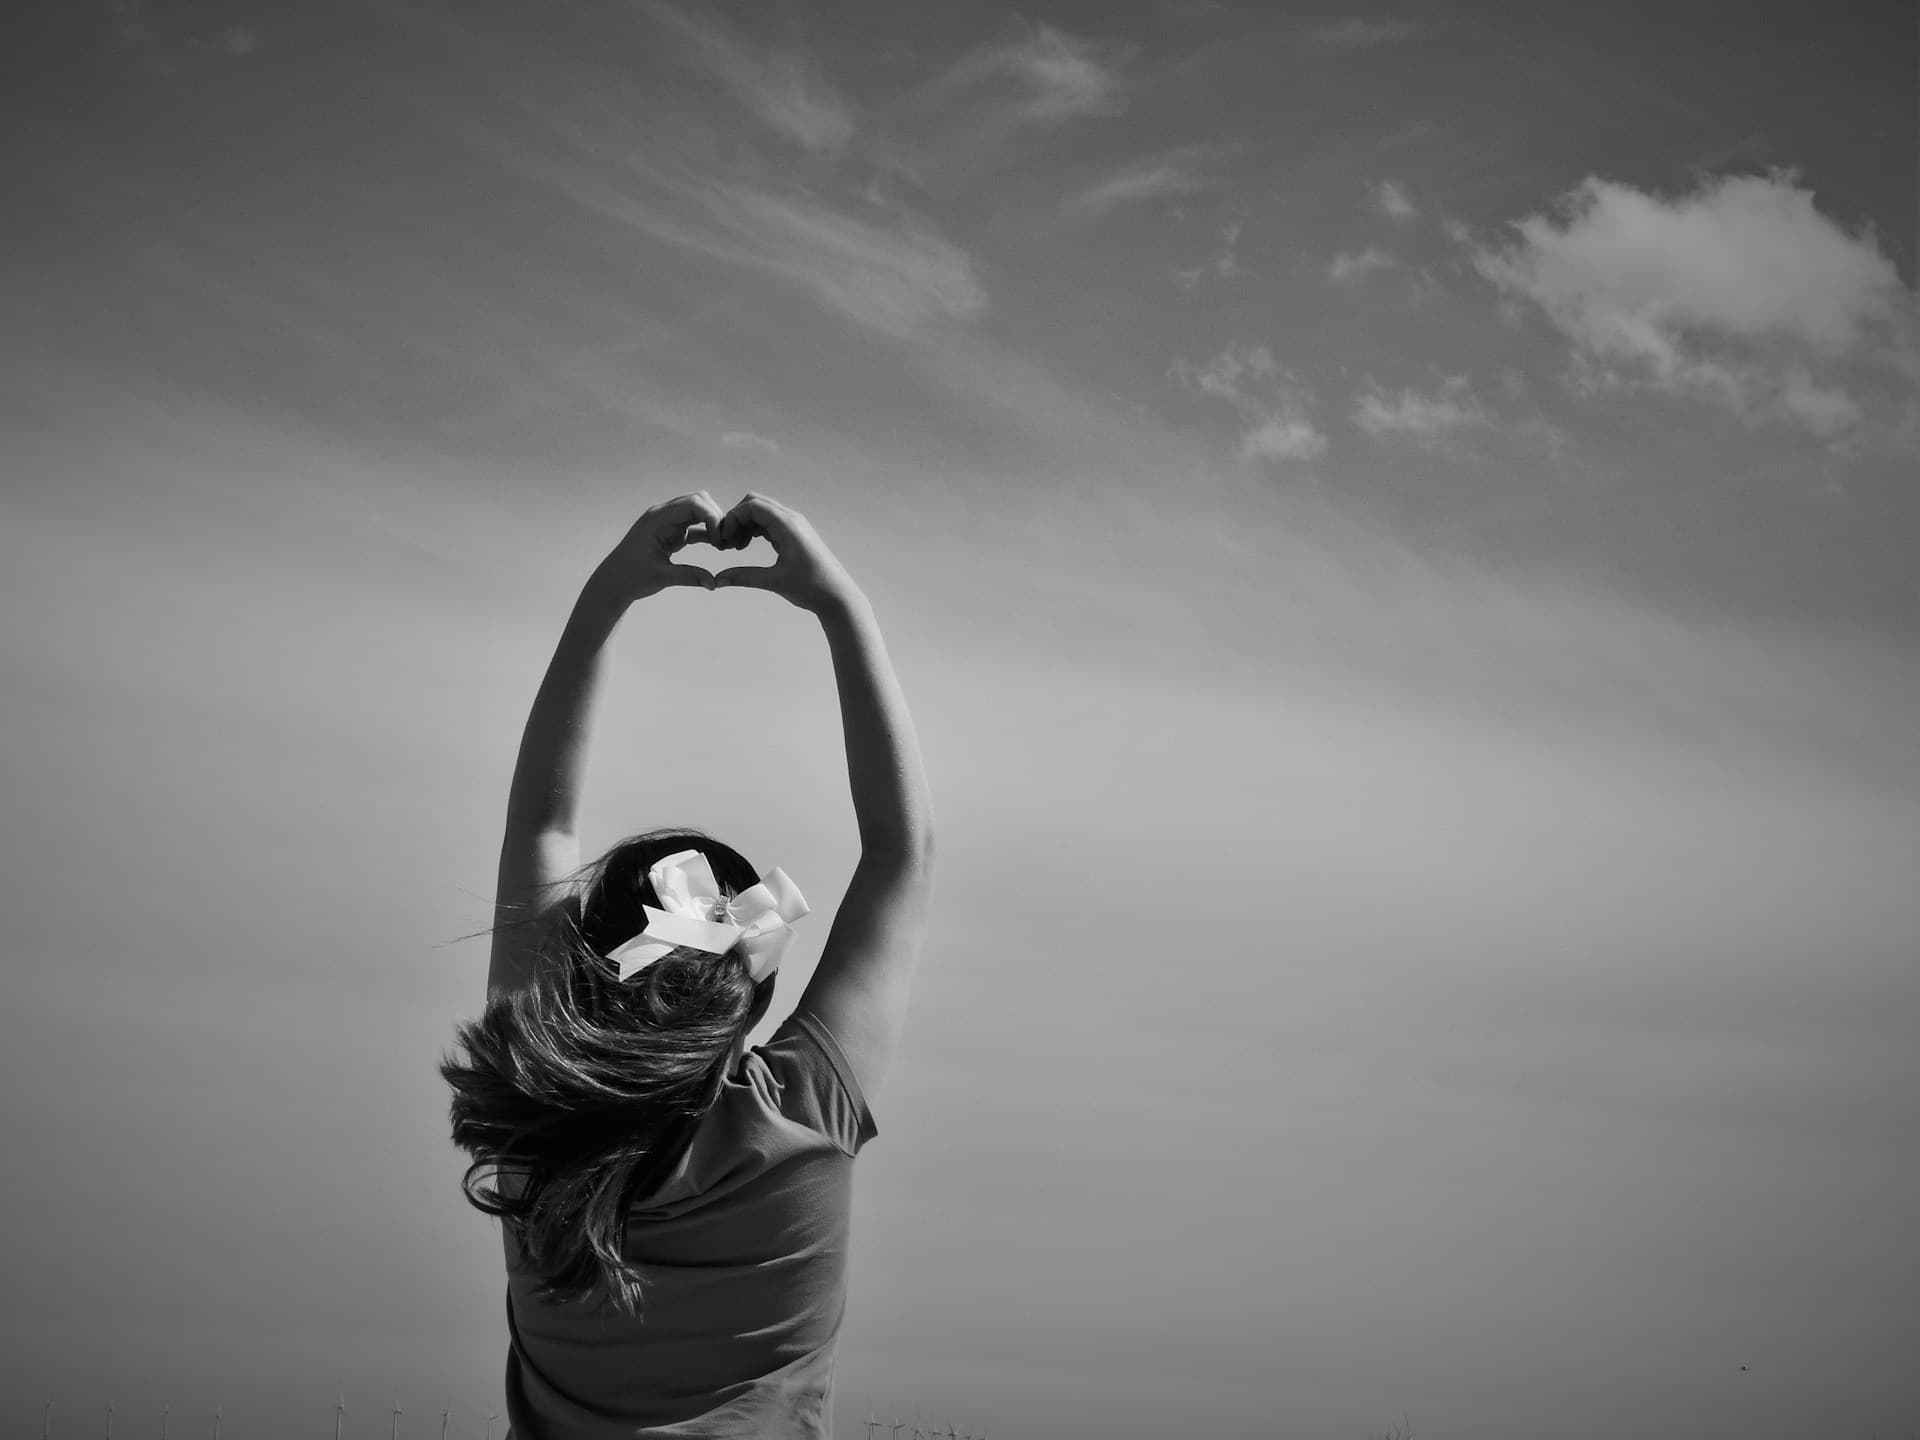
[606,848,809,984]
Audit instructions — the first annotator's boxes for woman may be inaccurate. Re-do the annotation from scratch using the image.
[443,491,934,1438]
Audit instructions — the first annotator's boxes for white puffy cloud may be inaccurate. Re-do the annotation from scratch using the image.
[1239,413,1329,462]
[718,430,781,454]
[1473,171,1914,444]
[1172,343,1326,463]
[1353,375,1490,441]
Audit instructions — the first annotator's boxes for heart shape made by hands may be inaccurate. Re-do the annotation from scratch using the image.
[677,533,776,576]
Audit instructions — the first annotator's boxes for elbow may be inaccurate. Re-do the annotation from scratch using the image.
[907,823,935,868]
[905,798,936,864]
[865,810,934,870]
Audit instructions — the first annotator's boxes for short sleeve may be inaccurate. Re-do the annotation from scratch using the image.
[757,1010,878,1157]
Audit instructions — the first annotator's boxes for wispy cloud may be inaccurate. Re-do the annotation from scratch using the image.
[1353,375,1490,441]
[1473,171,1915,446]
[444,12,986,341]
[701,184,988,333]
[1303,17,1421,50]
[1327,244,1396,285]
[1059,143,1235,222]
[927,18,1134,129]
[1373,177,1417,221]
[533,160,985,336]
[1173,343,1327,462]
[640,2,855,153]
[718,429,781,454]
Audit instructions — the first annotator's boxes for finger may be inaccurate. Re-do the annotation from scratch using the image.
[718,493,788,552]
[653,492,725,541]
[714,512,756,551]
[710,565,775,590]
[651,493,706,527]
[662,563,717,590]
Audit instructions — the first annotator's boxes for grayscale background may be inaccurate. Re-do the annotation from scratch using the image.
[2,3,1915,1437]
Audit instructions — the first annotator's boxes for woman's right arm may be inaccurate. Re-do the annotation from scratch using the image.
[712,496,933,1103]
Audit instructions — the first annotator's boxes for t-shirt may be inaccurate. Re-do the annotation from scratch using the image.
[499,1009,878,1440]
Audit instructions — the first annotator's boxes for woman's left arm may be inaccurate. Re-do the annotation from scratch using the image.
[488,492,725,997]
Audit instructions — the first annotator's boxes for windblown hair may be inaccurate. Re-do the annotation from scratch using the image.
[442,828,776,1315]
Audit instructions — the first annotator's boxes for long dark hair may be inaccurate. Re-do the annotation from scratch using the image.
[441,828,776,1315]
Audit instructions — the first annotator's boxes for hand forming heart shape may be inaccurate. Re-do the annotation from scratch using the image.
[596,491,856,614]
[703,493,856,613]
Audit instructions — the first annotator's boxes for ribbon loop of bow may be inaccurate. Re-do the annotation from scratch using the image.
[606,849,809,984]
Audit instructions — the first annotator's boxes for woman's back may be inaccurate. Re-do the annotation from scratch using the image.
[452,493,932,1438]
[499,1012,877,1439]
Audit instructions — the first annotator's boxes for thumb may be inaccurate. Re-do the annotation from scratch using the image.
[663,564,718,590]
[711,566,777,590]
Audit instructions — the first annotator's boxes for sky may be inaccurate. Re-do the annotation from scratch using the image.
[1,2,1915,1437]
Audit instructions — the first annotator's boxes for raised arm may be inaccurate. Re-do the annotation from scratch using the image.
[488,492,725,998]
[712,495,934,1102]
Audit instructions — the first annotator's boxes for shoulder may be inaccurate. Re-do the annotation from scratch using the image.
[751,1010,878,1157]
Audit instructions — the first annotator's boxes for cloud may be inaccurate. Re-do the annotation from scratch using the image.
[424,3,986,342]
[513,105,985,336]
[1175,218,1248,288]
[641,3,855,153]
[1173,340,1277,402]
[1060,144,1235,222]
[550,172,984,336]
[1373,178,1417,221]
[107,0,262,72]
[1776,370,1862,440]
[930,18,1133,129]
[1302,17,1420,49]
[1239,413,1329,462]
[1478,172,1901,355]
[1172,343,1326,463]
[718,429,781,454]
[1327,244,1396,285]
[1473,171,1914,444]
[702,185,987,333]
[1353,375,1490,441]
